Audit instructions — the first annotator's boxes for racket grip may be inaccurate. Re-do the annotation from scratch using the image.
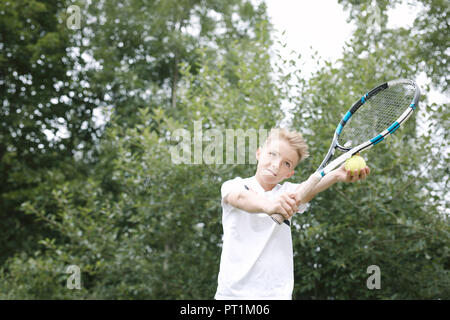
[270,172,322,226]
[271,213,288,225]
[244,184,290,226]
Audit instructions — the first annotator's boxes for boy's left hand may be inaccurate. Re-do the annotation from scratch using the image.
[335,164,370,183]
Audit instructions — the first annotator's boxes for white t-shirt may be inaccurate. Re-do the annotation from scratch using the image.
[214,176,308,300]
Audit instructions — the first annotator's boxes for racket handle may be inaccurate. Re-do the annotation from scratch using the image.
[271,172,322,226]
[271,213,288,225]
[244,184,290,225]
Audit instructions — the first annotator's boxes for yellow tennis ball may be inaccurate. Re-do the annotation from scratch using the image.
[345,155,367,175]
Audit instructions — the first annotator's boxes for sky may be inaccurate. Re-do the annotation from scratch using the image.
[265,0,428,78]
[265,0,354,77]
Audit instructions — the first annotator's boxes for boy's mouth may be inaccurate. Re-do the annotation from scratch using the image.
[266,169,277,177]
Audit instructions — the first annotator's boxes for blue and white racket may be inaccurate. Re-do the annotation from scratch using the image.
[271,79,421,225]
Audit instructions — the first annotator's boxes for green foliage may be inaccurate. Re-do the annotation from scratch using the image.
[0,7,285,297]
[338,0,449,91]
[0,0,99,265]
[85,0,272,126]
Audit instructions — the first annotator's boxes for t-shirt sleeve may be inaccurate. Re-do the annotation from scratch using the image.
[221,177,244,208]
[281,181,309,214]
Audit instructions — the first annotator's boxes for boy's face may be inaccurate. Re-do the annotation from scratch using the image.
[255,138,299,185]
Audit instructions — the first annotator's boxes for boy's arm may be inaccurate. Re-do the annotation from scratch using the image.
[295,171,339,204]
[224,189,271,214]
[295,164,370,204]
[225,188,298,220]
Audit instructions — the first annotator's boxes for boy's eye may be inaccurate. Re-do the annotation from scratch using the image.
[285,162,291,168]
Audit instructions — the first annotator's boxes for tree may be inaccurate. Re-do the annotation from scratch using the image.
[338,0,449,91]
[0,1,288,299]
[84,0,272,127]
[0,0,272,266]
[0,0,100,264]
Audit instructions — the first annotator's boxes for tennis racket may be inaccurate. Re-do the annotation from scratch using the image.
[271,79,421,225]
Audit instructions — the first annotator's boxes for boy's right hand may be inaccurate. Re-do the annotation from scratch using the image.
[265,192,298,221]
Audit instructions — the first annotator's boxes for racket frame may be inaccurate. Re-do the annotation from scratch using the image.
[318,79,420,175]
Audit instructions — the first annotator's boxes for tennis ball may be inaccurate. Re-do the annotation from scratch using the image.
[344,155,367,175]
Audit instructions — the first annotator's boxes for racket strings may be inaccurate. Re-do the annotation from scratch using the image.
[339,84,416,147]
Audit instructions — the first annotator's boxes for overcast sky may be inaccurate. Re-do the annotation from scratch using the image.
[265,0,353,77]
[265,0,425,78]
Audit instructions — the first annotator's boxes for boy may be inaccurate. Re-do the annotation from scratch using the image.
[215,128,370,300]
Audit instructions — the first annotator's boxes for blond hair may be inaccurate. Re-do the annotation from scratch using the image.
[264,128,309,165]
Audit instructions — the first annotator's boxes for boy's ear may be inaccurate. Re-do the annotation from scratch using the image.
[256,147,261,161]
